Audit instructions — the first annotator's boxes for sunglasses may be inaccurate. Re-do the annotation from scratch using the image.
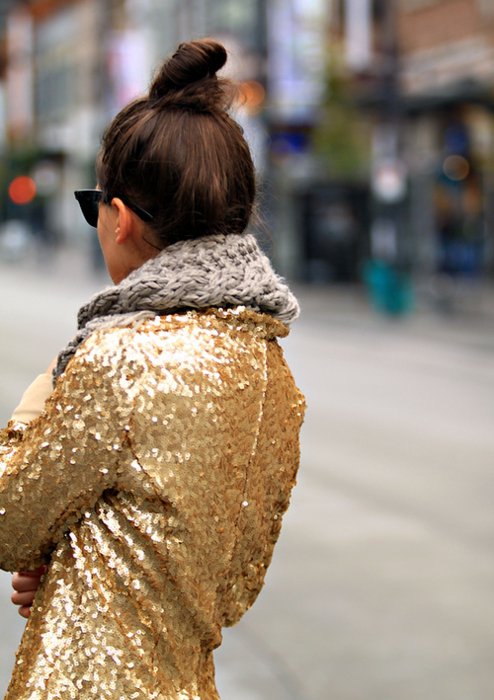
[74,189,154,228]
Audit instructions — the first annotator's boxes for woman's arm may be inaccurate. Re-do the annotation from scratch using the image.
[11,356,57,426]
[0,329,138,572]
[10,371,54,425]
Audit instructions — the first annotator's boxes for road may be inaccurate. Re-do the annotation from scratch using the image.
[0,246,493,699]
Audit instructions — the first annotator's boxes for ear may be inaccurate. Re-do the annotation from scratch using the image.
[111,197,134,245]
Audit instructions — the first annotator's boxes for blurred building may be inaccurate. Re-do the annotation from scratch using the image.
[398,0,494,280]
[0,0,117,242]
[324,0,494,283]
[0,0,270,247]
[0,0,329,273]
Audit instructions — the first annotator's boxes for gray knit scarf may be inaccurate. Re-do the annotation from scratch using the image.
[53,232,299,382]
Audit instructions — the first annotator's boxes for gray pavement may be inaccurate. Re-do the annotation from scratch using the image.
[0,244,493,699]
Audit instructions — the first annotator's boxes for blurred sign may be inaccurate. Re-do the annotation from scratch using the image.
[345,0,372,70]
[402,37,494,95]
[6,7,33,139]
[108,29,152,111]
[0,84,5,147]
[267,0,328,121]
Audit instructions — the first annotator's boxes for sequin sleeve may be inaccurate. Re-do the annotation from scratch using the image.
[0,331,136,572]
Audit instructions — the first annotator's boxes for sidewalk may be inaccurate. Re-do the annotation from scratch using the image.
[292,276,494,356]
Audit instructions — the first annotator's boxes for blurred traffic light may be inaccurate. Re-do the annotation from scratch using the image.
[8,176,37,205]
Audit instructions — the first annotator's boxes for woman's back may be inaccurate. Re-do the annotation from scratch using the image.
[2,308,304,699]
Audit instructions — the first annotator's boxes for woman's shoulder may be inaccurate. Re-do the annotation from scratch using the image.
[139,307,289,338]
[55,306,302,426]
[86,306,288,345]
[72,306,289,371]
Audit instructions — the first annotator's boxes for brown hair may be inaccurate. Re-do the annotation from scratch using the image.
[96,39,256,247]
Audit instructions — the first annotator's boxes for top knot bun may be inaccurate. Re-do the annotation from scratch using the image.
[98,36,255,247]
[149,39,228,110]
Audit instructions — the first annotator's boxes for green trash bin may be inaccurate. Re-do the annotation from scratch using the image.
[364,260,413,316]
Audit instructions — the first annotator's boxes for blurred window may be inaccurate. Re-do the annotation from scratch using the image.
[208,0,257,50]
[34,6,78,121]
[36,62,75,120]
[400,0,439,9]
[335,0,387,29]
[36,8,76,52]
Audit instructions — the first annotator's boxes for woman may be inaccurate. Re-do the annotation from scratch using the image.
[3,39,305,699]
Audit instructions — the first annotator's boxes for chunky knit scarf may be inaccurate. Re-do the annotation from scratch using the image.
[54,233,299,381]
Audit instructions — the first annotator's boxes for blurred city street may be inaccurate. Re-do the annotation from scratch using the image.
[0,247,493,699]
[2,1,494,698]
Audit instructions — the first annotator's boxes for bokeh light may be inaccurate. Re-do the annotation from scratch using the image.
[8,176,37,205]
[239,80,266,115]
[443,154,470,181]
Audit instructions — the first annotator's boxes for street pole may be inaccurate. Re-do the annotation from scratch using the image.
[367,0,413,315]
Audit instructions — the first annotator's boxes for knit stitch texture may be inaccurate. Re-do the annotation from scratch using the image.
[54,233,299,381]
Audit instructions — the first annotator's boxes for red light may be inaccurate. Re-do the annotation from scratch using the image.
[8,176,37,205]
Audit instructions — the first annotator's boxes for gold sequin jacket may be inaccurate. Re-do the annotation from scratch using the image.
[0,307,305,700]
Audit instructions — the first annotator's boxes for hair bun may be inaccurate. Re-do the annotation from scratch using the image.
[149,39,227,100]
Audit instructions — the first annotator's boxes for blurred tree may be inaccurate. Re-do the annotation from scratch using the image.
[312,47,370,181]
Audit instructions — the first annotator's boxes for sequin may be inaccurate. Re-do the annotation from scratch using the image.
[0,307,305,699]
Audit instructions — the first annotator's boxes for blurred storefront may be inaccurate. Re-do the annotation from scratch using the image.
[296,181,370,283]
[398,0,494,280]
[0,0,114,244]
[343,0,494,282]
[294,0,494,288]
